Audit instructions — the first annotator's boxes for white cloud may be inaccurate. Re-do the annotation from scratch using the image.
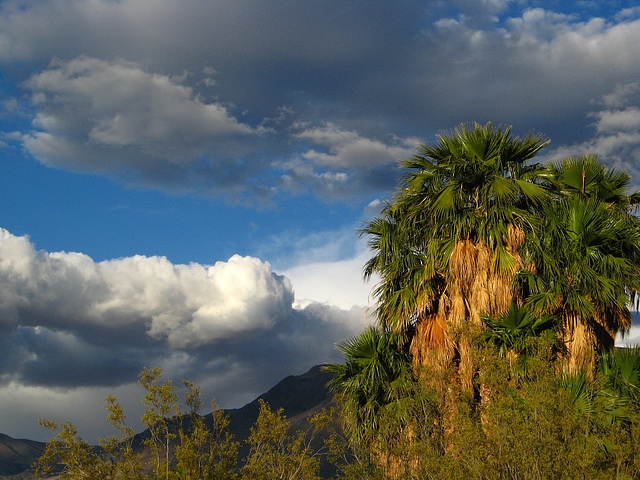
[284,249,375,310]
[260,221,381,311]
[546,82,640,187]
[148,255,294,348]
[363,198,385,219]
[21,57,258,182]
[272,124,419,198]
[601,82,640,108]
[0,228,292,347]
[294,122,419,169]
[594,107,640,133]
[0,226,370,441]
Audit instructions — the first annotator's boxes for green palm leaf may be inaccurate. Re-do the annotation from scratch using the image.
[326,326,413,442]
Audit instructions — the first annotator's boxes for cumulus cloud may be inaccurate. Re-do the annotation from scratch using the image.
[294,123,419,168]
[272,123,418,198]
[0,227,292,348]
[0,227,367,422]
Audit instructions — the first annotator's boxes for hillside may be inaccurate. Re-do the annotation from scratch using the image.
[224,364,335,440]
[0,434,47,479]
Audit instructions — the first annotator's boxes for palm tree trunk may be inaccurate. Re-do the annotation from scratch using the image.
[562,316,597,375]
[411,232,524,453]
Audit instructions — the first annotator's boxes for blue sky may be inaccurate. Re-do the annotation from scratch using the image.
[1,0,640,442]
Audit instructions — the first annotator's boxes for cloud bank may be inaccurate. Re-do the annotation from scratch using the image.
[0,228,370,440]
[1,2,639,201]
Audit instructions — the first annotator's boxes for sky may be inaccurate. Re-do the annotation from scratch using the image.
[1,0,640,443]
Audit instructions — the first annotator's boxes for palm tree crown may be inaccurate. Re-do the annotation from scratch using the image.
[362,125,640,380]
[522,156,640,371]
[362,123,550,384]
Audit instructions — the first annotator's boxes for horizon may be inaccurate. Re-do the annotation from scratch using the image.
[1,0,640,443]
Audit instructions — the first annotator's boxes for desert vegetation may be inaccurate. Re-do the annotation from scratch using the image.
[35,367,333,480]
[36,123,640,479]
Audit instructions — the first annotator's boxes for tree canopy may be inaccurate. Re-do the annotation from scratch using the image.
[360,123,640,378]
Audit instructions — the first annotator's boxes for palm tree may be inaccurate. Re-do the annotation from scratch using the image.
[325,326,413,444]
[326,326,432,478]
[547,154,640,208]
[559,347,640,429]
[600,346,640,408]
[361,122,550,387]
[356,126,640,460]
[522,157,640,372]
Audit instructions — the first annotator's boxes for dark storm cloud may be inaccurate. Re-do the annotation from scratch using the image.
[1,1,639,202]
[0,327,150,387]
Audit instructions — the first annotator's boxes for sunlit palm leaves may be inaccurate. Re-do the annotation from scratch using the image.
[560,356,637,428]
[361,122,550,375]
[548,154,640,208]
[482,300,556,358]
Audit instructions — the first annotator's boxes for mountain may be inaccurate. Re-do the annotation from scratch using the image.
[224,364,335,440]
[0,434,46,478]
[222,364,336,471]
[0,365,336,479]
